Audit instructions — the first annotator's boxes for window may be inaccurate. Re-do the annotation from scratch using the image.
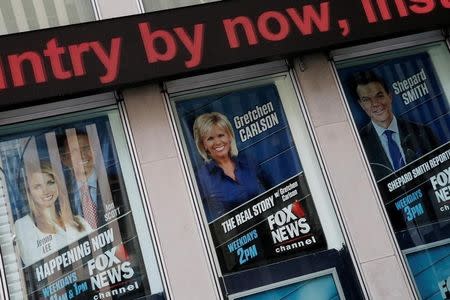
[0,105,165,299]
[229,270,344,300]
[0,0,96,35]
[141,0,219,12]
[335,39,450,299]
[167,63,363,299]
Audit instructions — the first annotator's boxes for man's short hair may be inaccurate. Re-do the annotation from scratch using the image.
[349,70,390,100]
[56,128,89,151]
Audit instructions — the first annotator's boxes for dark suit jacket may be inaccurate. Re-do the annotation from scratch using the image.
[360,118,440,181]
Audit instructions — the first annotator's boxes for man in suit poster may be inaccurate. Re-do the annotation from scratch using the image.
[349,70,440,181]
[337,51,450,244]
[59,127,114,228]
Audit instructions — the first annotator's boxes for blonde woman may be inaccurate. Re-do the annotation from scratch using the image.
[14,162,92,266]
[193,112,269,221]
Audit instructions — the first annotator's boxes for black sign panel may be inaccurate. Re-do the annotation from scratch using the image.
[0,0,449,109]
[378,142,450,232]
[210,175,326,273]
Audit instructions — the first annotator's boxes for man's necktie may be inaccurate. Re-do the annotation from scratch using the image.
[384,129,405,170]
[80,183,98,228]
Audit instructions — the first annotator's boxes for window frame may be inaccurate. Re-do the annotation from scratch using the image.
[163,60,366,298]
[329,29,450,299]
[0,92,169,300]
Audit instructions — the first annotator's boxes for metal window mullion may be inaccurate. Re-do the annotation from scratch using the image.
[135,0,146,13]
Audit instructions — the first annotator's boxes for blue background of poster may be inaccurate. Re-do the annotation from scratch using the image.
[0,116,119,221]
[338,50,450,300]
[337,52,450,144]
[175,84,302,196]
[236,274,340,300]
[176,84,364,299]
[406,242,450,300]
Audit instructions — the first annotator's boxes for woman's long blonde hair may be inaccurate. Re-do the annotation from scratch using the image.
[24,161,85,232]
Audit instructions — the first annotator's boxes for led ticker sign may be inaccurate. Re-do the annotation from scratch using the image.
[0,0,448,109]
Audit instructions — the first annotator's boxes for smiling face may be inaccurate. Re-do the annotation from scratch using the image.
[62,134,95,178]
[357,81,394,129]
[29,172,58,210]
[202,125,232,162]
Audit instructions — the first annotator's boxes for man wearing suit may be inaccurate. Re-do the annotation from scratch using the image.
[351,71,440,180]
[57,128,149,296]
[58,128,126,228]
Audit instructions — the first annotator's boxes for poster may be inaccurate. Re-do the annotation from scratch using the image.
[337,47,450,300]
[0,116,152,299]
[337,52,450,248]
[175,84,326,274]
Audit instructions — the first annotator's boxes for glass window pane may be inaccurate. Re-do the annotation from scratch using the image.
[170,73,363,298]
[142,0,219,12]
[0,106,165,299]
[230,271,343,300]
[0,0,96,35]
[336,41,450,299]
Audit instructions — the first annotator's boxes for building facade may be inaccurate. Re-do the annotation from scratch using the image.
[0,1,448,299]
